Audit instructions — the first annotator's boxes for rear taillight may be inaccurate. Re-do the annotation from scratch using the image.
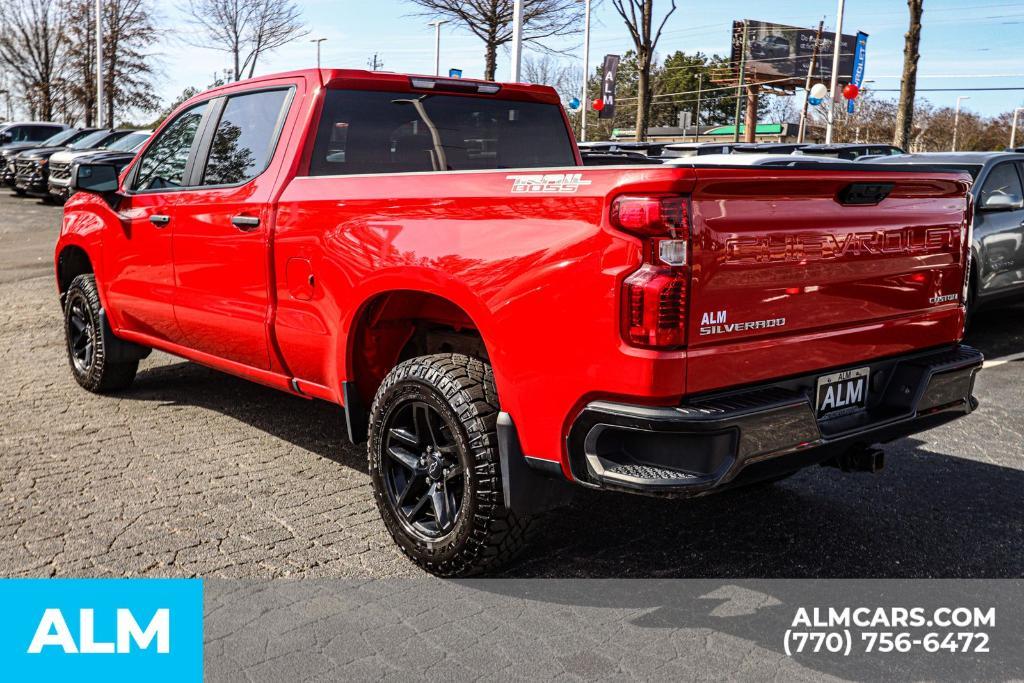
[613,194,691,349]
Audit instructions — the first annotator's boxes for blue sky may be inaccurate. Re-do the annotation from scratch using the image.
[158,0,1024,117]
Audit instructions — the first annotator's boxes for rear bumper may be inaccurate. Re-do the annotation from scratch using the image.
[566,345,983,497]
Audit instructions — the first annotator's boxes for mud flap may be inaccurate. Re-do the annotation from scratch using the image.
[99,310,151,363]
[497,412,575,516]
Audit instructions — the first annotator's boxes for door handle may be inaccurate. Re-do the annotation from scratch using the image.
[231,215,261,230]
[149,214,170,227]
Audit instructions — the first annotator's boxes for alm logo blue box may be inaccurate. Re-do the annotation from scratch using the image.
[0,579,203,682]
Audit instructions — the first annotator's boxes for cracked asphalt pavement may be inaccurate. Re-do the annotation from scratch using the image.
[2,191,1023,580]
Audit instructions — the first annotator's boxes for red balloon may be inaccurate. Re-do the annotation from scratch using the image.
[592,98,605,111]
[843,83,860,100]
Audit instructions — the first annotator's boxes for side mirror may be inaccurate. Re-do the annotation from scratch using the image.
[0,131,12,144]
[70,161,120,194]
[980,193,1024,212]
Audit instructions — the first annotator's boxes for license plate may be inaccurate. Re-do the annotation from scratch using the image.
[815,367,870,419]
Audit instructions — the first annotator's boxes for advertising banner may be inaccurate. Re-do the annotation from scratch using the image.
[731,19,859,85]
[848,31,869,113]
[600,54,620,119]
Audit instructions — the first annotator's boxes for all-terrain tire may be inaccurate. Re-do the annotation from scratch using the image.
[367,353,532,576]
[63,274,138,392]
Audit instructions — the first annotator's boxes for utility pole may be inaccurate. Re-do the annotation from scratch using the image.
[1010,107,1024,149]
[952,95,969,151]
[311,38,326,70]
[695,73,702,140]
[580,0,592,142]
[428,20,446,76]
[510,0,524,81]
[798,20,824,143]
[368,53,383,71]
[825,0,846,143]
[732,20,749,143]
[96,0,104,127]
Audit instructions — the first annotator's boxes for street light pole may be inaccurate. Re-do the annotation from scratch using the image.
[428,20,446,76]
[96,0,103,127]
[952,95,970,151]
[311,38,326,70]
[580,0,591,142]
[1011,107,1024,149]
[510,0,524,81]
[825,0,846,144]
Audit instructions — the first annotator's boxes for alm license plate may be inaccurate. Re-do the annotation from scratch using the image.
[815,367,870,419]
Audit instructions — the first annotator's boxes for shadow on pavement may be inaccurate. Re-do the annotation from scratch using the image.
[964,301,1024,360]
[132,360,363,473]
[130,357,1024,580]
[505,437,1024,578]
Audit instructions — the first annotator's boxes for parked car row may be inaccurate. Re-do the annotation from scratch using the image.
[579,140,906,164]
[1,121,151,204]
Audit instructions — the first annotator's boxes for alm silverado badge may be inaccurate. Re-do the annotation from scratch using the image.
[506,173,592,193]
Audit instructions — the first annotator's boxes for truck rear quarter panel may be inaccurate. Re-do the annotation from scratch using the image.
[273,167,697,467]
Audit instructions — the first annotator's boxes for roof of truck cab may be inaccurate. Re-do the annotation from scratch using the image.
[196,68,562,104]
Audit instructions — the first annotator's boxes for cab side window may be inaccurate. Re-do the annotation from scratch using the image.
[980,162,1024,206]
[132,103,206,191]
[200,89,289,186]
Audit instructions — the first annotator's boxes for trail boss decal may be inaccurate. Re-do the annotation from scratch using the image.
[506,173,592,194]
[699,310,786,336]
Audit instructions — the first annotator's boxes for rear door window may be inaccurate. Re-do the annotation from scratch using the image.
[200,89,290,186]
[308,89,576,176]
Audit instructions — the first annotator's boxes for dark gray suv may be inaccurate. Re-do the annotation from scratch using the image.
[873,152,1024,317]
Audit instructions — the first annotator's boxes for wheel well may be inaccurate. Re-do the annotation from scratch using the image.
[57,246,94,294]
[349,291,487,406]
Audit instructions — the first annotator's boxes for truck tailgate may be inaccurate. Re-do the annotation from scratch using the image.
[685,167,972,394]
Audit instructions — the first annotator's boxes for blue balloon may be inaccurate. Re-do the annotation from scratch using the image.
[808,96,823,106]
[569,97,581,110]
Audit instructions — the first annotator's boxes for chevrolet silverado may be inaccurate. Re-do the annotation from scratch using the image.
[56,69,983,576]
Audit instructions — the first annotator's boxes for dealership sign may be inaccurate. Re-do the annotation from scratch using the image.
[847,32,869,113]
[599,54,620,119]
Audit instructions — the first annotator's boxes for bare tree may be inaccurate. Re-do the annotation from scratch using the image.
[408,0,584,81]
[62,0,98,124]
[611,0,677,140]
[893,0,923,149]
[101,0,160,123]
[186,0,306,81]
[522,53,577,101]
[0,0,67,119]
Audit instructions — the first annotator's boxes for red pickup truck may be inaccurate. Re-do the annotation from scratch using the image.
[56,69,983,576]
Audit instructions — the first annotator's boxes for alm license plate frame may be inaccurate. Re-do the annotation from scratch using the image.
[815,366,870,420]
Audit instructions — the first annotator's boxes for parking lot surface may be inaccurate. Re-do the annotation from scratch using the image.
[2,191,1023,579]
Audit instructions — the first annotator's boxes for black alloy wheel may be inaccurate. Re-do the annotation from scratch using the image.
[381,399,466,541]
[66,293,96,375]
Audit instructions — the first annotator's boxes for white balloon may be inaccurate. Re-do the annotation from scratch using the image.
[809,83,829,100]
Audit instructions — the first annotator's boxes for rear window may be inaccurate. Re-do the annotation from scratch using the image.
[308,88,576,176]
